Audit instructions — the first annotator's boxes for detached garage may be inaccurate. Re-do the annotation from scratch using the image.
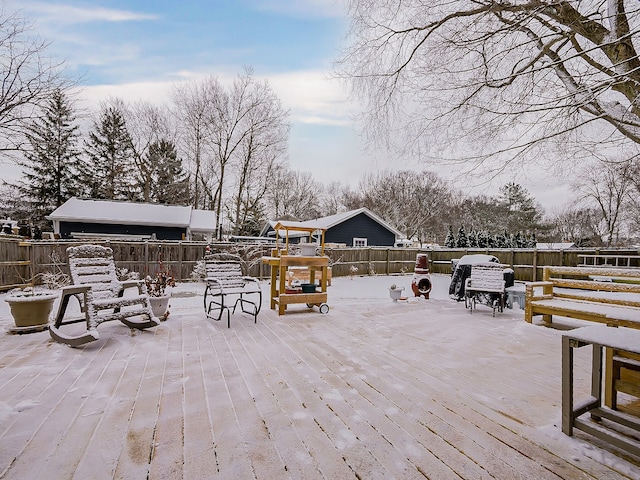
[47,198,217,241]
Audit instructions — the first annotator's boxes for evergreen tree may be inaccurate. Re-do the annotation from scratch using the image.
[236,201,266,237]
[514,231,524,248]
[468,229,478,248]
[444,225,455,247]
[146,139,190,205]
[14,89,80,224]
[81,106,136,200]
[455,225,468,248]
[495,183,543,233]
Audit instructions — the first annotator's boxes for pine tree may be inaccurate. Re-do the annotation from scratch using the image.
[455,225,468,248]
[468,229,478,248]
[146,139,190,205]
[444,225,455,247]
[81,106,136,200]
[15,89,81,223]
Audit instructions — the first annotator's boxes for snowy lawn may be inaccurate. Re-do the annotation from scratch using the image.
[0,273,639,479]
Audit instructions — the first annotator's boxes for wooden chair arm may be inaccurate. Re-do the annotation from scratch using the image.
[525,281,553,300]
[120,279,145,295]
[121,279,144,289]
[60,285,91,296]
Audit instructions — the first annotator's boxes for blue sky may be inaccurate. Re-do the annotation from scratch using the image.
[5,0,394,188]
[4,0,566,209]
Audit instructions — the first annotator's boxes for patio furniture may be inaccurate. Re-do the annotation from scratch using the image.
[203,253,262,327]
[524,266,640,327]
[49,245,160,347]
[562,325,640,457]
[464,263,506,316]
[505,284,526,309]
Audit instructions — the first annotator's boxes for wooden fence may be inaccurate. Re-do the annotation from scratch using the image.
[1,236,639,291]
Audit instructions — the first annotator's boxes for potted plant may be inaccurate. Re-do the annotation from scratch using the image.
[389,284,405,302]
[5,252,69,332]
[5,287,59,332]
[145,262,176,321]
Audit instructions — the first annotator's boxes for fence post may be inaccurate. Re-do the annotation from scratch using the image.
[532,249,538,282]
[386,248,390,275]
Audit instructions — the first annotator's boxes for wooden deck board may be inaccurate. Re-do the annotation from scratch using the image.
[1,278,639,479]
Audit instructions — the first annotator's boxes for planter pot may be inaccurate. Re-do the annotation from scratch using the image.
[301,283,317,293]
[5,292,58,331]
[149,294,171,320]
[389,287,405,302]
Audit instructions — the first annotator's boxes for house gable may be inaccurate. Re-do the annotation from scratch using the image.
[325,212,396,246]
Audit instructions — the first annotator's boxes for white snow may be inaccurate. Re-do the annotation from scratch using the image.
[0,273,639,477]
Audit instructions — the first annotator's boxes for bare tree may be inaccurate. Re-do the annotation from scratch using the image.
[354,170,453,244]
[546,206,603,246]
[229,77,289,235]
[574,159,635,246]
[264,166,323,220]
[172,79,218,209]
[120,99,175,202]
[336,1,640,174]
[203,68,290,238]
[0,9,65,155]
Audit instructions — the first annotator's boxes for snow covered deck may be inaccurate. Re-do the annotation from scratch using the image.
[1,275,639,479]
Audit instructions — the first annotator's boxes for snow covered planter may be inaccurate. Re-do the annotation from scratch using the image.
[145,263,176,321]
[5,291,58,332]
[389,284,405,302]
[149,294,171,321]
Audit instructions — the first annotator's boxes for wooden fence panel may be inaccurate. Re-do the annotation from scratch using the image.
[2,240,639,291]
[0,238,31,289]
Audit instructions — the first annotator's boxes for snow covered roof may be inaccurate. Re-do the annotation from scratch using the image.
[261,208,403,238]
[189,209,216,233]
[47,197,216,232]
[536,242,576,250]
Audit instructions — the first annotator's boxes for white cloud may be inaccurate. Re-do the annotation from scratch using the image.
[12,1,158,25]
[266,70,354,126]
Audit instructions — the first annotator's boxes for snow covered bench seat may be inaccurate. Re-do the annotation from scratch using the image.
[524,266,640,329]
[203,253,262,328]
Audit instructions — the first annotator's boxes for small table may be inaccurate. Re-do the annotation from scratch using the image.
[505,285,525,310]
[562,325,640,457]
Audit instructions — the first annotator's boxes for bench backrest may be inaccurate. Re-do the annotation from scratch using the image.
[67,245,121,299]
[542,266,640,307]
[205,253,247,289]
[469,264,505,290]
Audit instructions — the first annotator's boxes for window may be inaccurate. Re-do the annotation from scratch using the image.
[353,237,367,247]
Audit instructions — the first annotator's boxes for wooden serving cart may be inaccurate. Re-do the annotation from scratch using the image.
[261,221,330,315]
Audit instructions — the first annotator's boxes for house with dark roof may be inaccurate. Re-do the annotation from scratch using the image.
[260,207,404,247]
[46,197,217,241]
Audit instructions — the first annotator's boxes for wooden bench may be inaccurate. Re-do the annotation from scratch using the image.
[526,266,640,411]
[464,263,506,316]
[524,266,640,328]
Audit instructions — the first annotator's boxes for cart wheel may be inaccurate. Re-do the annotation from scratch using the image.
[319,303,329,314]
[306,303,314,308]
